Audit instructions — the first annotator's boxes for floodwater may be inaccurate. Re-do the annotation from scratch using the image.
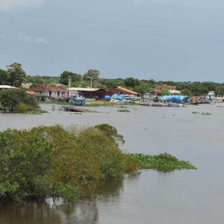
[0,104,224,224]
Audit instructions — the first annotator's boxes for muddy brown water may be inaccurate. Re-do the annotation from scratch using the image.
[0,104,224,224]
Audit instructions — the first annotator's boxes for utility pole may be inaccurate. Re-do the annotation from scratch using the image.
[68,75,71,88]
[90,77,93,88]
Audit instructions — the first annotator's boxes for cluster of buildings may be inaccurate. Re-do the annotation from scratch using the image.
[30,85,139,101]
[1,83,222,104]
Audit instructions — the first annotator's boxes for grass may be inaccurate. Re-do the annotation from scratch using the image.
[131,153,196,172]
[117,109,130,112]
[192,111,200,114]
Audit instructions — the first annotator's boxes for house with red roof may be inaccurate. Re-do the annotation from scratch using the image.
[31,85,67,100]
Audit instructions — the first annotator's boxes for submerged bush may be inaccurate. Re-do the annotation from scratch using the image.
[0,124,138,202]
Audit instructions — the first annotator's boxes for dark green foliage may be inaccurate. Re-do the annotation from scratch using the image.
[131,153,196,172]
[181,89,192,96]
[124,77,140,88]
[0,69,8,85]
[60,71,82,85]
[0,89,39,112]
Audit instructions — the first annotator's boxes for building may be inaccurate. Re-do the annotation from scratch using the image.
[68,86,138,100]
[31,85,67,100]
[154,84,180,95]
[68,87,106,99]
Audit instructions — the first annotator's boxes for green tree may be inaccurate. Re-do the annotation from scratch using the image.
[134,82,152,96]
[124,77,140,88]
[159,88,170,96]
[0,69,8,85]
[181,89,192,96]
[83,69,100,87]
[60,71,82,85]
[7,63,26,87]
[29,76,45,88]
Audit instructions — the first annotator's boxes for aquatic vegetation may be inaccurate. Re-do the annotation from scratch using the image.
[192,111,212,115]
[117,109,130,112]
[27,110,48,114]
[131,153,196,172]
[201,112,212,115]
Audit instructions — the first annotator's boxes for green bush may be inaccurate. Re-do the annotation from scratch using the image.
[0,89,39,112]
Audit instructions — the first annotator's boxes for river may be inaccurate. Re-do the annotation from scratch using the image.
[0,103,224,224]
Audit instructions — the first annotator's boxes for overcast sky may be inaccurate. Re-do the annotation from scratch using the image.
[0,0,224,81]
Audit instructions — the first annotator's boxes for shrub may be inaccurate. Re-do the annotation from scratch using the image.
[0,89,39,112]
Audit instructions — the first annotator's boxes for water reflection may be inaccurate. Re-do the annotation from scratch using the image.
[0,174,140,224]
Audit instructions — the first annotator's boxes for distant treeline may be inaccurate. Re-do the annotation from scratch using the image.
[1,63,224,96]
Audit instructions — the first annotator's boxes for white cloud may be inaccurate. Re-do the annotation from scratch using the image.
[0,0,45,11]
[36,37,48,44]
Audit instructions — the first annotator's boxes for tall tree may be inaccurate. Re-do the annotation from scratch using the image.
[60,71,81,85]
[0,69,8,85]
[83,69,100,80]
[124,77,140,88]
[83,69,100,87]
[7,63,26,87]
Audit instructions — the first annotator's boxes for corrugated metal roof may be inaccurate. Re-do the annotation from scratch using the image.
[69,88,99,92]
